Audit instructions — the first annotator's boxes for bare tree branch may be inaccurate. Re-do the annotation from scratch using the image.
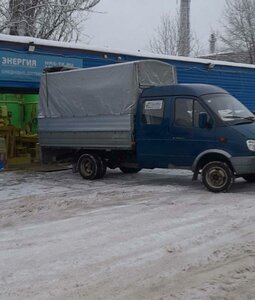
[148,12,202,57]
[0,0,100,41]
[221,0,255,64]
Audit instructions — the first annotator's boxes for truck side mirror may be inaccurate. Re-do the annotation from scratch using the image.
[199,112,208,129]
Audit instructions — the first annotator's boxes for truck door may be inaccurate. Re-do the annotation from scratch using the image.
[136,98,170,168]
[168,97,216,166]
[136,97,215,169]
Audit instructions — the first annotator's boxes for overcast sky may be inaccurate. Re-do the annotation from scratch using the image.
[84,0,225,54]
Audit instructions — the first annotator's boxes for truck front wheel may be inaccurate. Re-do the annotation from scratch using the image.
[78,154,98,180]
[201,161,234,193]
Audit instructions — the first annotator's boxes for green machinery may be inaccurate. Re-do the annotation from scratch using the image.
[0,94,38,133]
[23,95,38,134]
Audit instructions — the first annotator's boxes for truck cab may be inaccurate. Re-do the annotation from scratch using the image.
[136,84,255,192]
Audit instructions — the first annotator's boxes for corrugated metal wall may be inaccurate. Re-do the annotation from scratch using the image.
[1,38,255,110]
[168,61,255,110]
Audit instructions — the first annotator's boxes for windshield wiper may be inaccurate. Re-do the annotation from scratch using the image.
[223,115,255,122]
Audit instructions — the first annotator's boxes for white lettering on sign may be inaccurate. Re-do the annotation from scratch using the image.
[45,61,75,68]
[2,57,37,67]
[144,100,163,110]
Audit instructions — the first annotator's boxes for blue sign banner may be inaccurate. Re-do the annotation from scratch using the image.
[0,50,83,83]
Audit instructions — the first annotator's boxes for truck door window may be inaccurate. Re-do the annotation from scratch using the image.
[143,100,164,125]
[175,99,208,127]
[175,98,193,127]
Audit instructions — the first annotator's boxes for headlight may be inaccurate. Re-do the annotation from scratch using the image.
[247,140,255,152]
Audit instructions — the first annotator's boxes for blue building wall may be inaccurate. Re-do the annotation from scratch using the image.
[0,37,255,110]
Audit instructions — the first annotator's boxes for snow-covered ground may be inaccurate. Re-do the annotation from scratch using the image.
[1,168,255,300]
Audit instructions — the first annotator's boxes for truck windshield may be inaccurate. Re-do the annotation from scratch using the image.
[202,94,255,124]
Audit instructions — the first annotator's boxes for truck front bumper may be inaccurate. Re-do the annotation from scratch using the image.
[230,156,255,175]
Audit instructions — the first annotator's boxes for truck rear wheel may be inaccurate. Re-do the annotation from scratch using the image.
[78,154,98,180]
[201,161,234,193]
[120,167,141,174]
[242,174,255,182]
[95,155,107,179]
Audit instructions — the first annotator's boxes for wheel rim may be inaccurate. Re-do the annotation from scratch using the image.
[80,158,94,176]
[206,167,227,189]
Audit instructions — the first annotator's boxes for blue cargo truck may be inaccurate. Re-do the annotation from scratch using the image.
[39,61,255,192]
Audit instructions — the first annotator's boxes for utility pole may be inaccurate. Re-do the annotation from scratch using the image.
[178,0,191,56]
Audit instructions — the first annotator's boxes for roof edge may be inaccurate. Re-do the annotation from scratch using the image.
[1,34,255,70]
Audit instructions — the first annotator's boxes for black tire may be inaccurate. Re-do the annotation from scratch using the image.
[78,154,98,180]
[242,174,255,183]
[94,155,107,179]
[120,167,141,174]
[201,161,234,193]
